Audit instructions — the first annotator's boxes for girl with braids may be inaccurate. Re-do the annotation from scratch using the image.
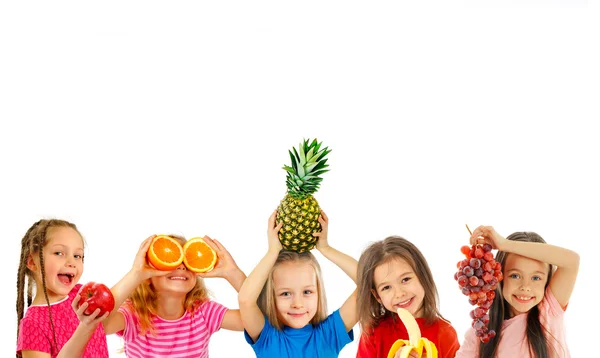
[455,226,580,358]
[16,219,109,357]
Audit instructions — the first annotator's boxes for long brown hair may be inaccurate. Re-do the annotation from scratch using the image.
[357,236,445,333]
[480,232,561,358]
[257,250,328,330]
[123,235,210,335]
[16,219,83,357]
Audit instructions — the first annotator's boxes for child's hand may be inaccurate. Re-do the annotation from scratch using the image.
[393,347,419,358]
[470,225,508,251]
[314,210,330,251]
[268,210,283,253]
[196,236,240,279]
[132,235,171,280]
[72,295,110,331]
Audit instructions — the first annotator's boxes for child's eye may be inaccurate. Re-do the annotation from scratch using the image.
[380,285,390,292]
[402,277,412,284]
[509,273,520,279]
[280,292,291,297]
[74,254,83,260]
[303,290,313,295]
[54,251,64,256]
[532,276,542,281]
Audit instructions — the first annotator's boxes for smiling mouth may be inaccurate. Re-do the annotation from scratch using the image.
[58,273,74,285]
[393,297,413,309]
[168,276,188,281]
[287,312,307,318]
[514,295,534,303]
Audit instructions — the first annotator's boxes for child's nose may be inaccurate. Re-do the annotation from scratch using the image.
[176,264,187,271]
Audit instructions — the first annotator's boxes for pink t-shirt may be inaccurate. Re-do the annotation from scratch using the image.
[456,286,570,357]
[16,283,109,357]
[117,300,227,358]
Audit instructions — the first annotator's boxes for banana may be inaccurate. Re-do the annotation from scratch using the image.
[387,308,438,358]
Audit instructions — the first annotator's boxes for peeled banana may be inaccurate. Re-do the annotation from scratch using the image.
[387,308,438,358]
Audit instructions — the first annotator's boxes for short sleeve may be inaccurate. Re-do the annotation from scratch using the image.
[116,304,139,342]
[356,331,377,358]
[454,328,479,358]
[541,286,566,317]
[199,300,228,335]
[244,315,273,354]
[437,322,460,358]
[17,315,51,355]
[319,310,354,353]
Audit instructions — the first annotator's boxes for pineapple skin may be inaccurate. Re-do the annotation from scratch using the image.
[276,194,321,253]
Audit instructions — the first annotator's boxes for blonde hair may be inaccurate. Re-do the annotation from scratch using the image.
[357,236,445,333]
[16,219,83,357]
[124,235,210,335]
[258,250,328,330]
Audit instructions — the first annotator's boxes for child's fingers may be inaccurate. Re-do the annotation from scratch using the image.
[320,210,329,222]
[140,235,156,250]
[76,301,89,316]
[211,238,226,252]
[268,210,277,227]
[202,236,220,253]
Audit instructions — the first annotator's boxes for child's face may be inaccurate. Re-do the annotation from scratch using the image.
[150,264,197,296]
[372,258,425,318]
[273,261,319,329]
[502,253,549,318]
[28,227,84,302]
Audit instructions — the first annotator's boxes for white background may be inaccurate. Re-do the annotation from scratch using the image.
[1,1,598,357]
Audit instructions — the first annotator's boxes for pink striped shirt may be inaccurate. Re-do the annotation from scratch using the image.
[117,300,227,358]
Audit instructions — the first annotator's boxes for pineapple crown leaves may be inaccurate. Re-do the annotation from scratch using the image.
[283,138,331,199]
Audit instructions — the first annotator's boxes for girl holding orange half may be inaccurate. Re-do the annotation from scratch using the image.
[102,234,246,358]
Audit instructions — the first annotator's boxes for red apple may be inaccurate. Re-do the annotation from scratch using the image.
[77,282,115,316]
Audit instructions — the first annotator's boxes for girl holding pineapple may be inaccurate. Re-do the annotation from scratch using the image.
[455,226,579,358]
[356,236,460,358]
[238,210,358,357]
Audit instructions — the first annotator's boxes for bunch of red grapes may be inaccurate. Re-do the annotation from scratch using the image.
[454,243,503,343]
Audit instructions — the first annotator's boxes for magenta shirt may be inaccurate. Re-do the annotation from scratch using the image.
[456,286,570,357]
[17,283,109,357]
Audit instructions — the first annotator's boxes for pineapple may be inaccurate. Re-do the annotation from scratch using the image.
[276,139,331,253]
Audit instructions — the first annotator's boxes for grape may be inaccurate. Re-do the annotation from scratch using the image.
[455,243,504,343]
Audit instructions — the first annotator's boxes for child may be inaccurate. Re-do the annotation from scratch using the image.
[356,236,460,358]
[102,234,246,357]
[238,210,357,357]
[16,219,110,358]
[455,226,579,358]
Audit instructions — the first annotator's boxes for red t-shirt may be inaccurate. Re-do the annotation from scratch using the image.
[357,315,459,358]
[16,284,108,358]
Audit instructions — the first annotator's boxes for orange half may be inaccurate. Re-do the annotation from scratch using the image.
[183,237,217,273]
[147,235,184,271]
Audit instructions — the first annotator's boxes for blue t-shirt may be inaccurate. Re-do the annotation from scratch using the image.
[244,309,354,358]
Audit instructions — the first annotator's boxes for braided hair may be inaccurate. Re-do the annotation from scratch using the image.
[16,219,82,357]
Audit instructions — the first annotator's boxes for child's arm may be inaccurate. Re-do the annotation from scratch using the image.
[238,210,283,342]
[471,225,580,308]
[197,236,247,331]
[314,211,358,331]
[102,235,171,335]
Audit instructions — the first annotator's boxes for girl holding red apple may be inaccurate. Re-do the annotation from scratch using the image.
[15,219,111,358]
[102,234,247,357]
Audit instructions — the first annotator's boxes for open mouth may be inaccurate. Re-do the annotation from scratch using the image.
[168,276,188,281]
[393,297,414,309]
[57,273,74,285]
[513,295,534,303]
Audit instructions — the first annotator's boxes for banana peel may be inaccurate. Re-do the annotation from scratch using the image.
[387,308,438,358]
